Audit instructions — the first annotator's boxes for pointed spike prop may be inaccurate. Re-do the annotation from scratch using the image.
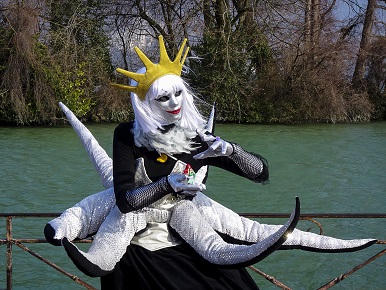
[59,102,113,189]
[196,103,216,182]
[115,68,142,83]
[134,46,156,70]
[158,35,171,64]
[205,103,216,134]
[176,38,189,65]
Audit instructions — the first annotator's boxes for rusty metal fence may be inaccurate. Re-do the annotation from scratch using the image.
[1,212,385,290]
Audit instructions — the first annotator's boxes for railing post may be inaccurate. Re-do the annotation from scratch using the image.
[6,216,13,290]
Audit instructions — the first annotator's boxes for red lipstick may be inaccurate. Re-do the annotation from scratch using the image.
[167,108,181,114]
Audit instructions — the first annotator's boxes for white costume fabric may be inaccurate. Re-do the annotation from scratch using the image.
[46,102,376,277]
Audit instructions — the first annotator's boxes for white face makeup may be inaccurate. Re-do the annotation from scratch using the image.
[150,88,183,124]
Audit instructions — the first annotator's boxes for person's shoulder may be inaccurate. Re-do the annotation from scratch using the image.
[114,121,135,140]
[115,121,134,132]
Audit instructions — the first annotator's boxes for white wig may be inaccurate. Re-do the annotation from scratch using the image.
[129,68,207,153]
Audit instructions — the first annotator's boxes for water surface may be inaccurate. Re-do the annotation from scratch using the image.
[1,122,385,289]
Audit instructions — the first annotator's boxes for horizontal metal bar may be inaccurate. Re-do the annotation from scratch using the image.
[240,213,386,218]
[0,238,92,245]
[3,239,384,246]
[0,213,61,218]
[1,212,386,218]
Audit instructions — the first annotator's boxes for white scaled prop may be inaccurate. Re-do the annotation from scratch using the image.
[47,103,376,278]
[171,197,300,266]
[192,192,377,253]
[59,102,113,189]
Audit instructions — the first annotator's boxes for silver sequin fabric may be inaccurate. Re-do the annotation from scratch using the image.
[169,198,297,265]
[48,159,208,271]
[192,192,375,252]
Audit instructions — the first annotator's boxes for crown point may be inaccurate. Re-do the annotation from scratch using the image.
[113,35,190,101]
[135,46,156,69]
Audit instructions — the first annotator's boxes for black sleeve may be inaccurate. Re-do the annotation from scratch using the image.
[198,141,269,183]
[113,123,174,213]
[113,123,137,213]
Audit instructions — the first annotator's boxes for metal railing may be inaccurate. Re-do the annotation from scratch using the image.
[1,212,385,290]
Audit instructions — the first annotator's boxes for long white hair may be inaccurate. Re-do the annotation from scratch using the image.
[130,69,207,155]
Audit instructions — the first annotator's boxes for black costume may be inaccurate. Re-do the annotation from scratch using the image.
[102,122,268,289]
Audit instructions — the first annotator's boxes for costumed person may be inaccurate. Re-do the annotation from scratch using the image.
[44,35,377,290]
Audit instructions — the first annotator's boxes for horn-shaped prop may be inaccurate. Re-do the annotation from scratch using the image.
[59,102,113,189]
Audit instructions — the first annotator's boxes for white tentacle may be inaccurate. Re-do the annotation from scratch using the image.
[192,192,376,252]
[59,102,113,189]
[169,197,299,266]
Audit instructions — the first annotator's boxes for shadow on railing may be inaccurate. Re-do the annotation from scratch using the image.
[1,212,385,290]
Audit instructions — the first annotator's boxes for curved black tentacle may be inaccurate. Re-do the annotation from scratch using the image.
[229,196,300,268]
[62,237,112,277]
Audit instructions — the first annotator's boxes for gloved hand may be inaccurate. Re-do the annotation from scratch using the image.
[167,173,206,197]
[193,129,233,159]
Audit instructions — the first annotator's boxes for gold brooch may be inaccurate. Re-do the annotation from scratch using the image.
[157,153,168,163]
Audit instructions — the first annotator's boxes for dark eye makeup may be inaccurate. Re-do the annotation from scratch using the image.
[156,90,182,102]
[156,95,170,102]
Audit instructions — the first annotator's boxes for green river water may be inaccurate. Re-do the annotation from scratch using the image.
[1,122,385,289]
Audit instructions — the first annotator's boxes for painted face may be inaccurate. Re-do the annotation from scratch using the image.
[150,89,183,124]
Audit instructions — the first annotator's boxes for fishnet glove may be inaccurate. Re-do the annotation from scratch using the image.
[125,176,171,211]
[125,174,205,211]
[193,130,268,183]
[228,143,268,183]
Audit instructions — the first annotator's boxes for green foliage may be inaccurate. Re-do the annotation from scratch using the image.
[367,84,386,120]
[189,29,272,122]
[47,0,112,119]
[1,1,384,124]
[58,63,95,117]
[0,0,113,124]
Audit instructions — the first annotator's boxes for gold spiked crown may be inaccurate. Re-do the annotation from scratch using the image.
[111,35,189,101]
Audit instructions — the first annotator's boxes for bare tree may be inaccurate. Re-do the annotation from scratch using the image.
[1,0,385,123]
[352,0,377,87]
[0,0,56,124]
